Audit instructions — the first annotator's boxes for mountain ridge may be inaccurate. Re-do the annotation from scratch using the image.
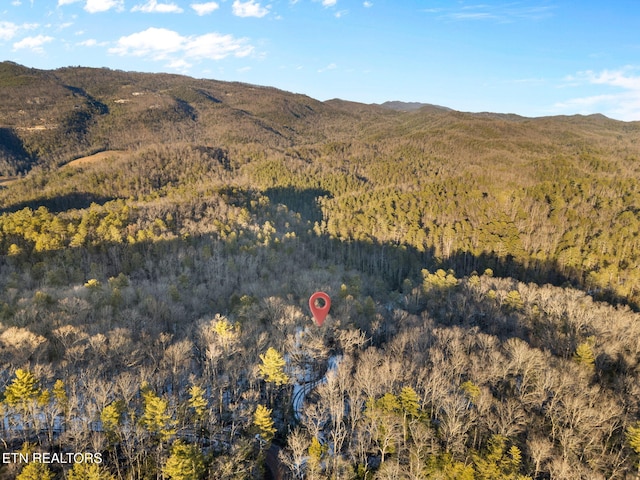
[375,100,453,113]
[1,61,637,177]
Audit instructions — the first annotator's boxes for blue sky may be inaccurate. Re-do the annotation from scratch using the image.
[2,1,640,120]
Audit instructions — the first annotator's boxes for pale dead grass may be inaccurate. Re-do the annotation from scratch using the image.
[65,150,128,168]
[0,176,19,186]
[0,151,128,189]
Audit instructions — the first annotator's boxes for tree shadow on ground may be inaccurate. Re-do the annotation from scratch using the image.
[0,192,114,214]
[0,127,36,175]
[263,186,330,225]
[262,186,635,311]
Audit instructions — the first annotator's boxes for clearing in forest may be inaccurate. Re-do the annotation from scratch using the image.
[65,150,128,168]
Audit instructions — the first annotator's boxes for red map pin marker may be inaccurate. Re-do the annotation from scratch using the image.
[309,292,331,327]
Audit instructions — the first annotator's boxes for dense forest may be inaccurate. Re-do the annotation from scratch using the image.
[1,61,640,479]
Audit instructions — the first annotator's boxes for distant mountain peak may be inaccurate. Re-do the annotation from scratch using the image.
[376,101,452,112]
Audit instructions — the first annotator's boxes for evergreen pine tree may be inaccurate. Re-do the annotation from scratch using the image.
[163,440,206,480]
[188,385,207,420]
[140,388,176,443]
[16,462,54,480]
[67,462,116,480]
[4,369,40,411]
[258,347,289,386]
[253,404,276,445]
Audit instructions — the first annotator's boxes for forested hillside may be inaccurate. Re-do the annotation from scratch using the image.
[1,62,640,479]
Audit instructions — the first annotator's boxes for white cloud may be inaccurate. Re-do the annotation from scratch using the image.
[184,32,253,59]
[232,0,269,18]
[363,1,372,7]
[13,34,54,53]
[587,68,640,90]
[78,38,108,46]
[0,21,38,41]
[58,0,82,5]
[109,27,254,64]
[84,0,124,13]
[335,9,347,18]
[426,4,555,23]
[132,0,183,13]
[322,0,337,6]
[167,58,192,72]
[0,22,20,41]
[191,2,219,15]
[554,67,640,121]
[318,62,337,72]
[109,28,184,58]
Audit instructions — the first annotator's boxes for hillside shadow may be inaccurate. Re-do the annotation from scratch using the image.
[63,85,109,115]
[0,186,635,375]
[0,192,114,214]
[0,186,634,314]
[263,186,330,225]
[0,127,35,174]
[259,187,635,311]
